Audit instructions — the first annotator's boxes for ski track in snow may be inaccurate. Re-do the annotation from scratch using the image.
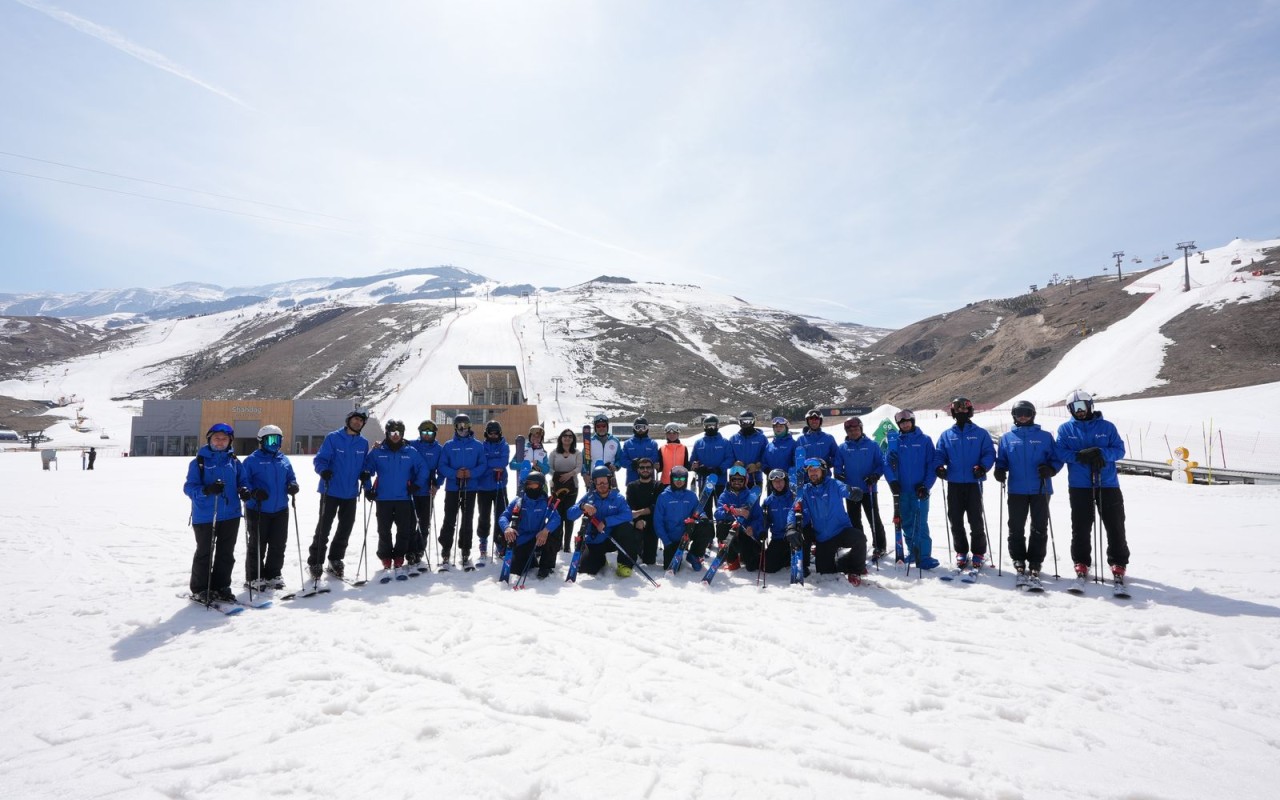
[3,453,1279,799]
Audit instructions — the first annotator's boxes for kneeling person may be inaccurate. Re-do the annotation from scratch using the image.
[565,465,640,577]
[787,458,868,582]
[652,466,714,571]
[500,473,563,579]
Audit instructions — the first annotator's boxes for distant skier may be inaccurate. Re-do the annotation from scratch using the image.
[548,428,582,551]
[182,423,246,604]
[308,408,371,581]
[1056,390,1130,590]
[935,397,996,572]
[786,458,868,583]
[885,410,941,570]
[728,411,768,488]
[565,465,640,578]
[88,447,97,470]
[361,420,429,579]
[834,417,888,560]
[439,413,485,570]
[993,401,1063,590]
[618,417,659,485]
[239,424,299,591]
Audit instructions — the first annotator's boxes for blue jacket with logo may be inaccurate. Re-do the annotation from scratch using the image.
[788,475,859,542]
[714,486,764,537]
[361,443,428,502]
[407,438,445,497]
[565,488,633,545]
[995,424,1063,495]
[498,494,563,546]
[619,434,660,485]
[691,432,733,484]
[477,437,512,492]
[884,427,938,493]
[651,486,705,546]
[834,435,886,494]
[314,428,370,499]
[1056,412,1125,489]
[440,431,486,491]
[798,428,838,468]
[763,432,798,475]
[241,447,299,514]
[936,422,996,484]
[183,445,245,523]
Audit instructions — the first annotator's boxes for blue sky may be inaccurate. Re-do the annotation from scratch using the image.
[2,0,1277,328]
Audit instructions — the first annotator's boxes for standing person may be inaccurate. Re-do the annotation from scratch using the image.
[82,449,88,470]
[515,425,551,481]
[652,465,714,571]
[619,417,660,485]
[407,420,445,571]
[499,472,563,580]
[239,424,300,591]
[582,413,621,479]
[994,401,1063,590]
[476,420,512,563]
[797,409,839,469]
[182,423,246,604]
[761,469,797,573]
[439,413,485,570]
[625,457,664,566]
[656,422,689,485]
[309,408,371,580]
[565,465,640,578]
[549,428,582,551]
[88,446,97,470]
[690,414,732,507]
[785,458,868,583]
[935,397,997,572]
[713,464,764,571]
[834,417,888,560]
[729,411,768,488]
[1055,390,1130,590]
[361,420,429,579]
[885,409,941,571]
[762,416,798,479]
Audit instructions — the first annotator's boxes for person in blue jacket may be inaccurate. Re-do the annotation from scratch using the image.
[713,464,765,571]
[406,420,444,571]
[475,420,512,563]
[797,409,838,469]
[565,465,640,577]
[935,397,997,571]
[762,416,798,480]
[182,422,247,604]
[498,472,563,580]
[308,408,371,580]
[690,414,732,507]
[729,411,769,488]
[618,417,660,486]
[1056,390,1130,586]
[651,465,713,571]
[439,413,485,570]
[786,458,868,582]
[834,416,888,560]
[993,400,1063,589]
[239,424,300,591]
[885,409,941,570]
[761,469,797,573]
[361,419,429,579]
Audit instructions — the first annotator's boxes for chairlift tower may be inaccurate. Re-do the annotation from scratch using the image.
[1176,241,1197,292]
[1112,251,1124,282]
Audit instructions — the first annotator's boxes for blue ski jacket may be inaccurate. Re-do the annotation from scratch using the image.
[184,445,245,523]
[788,475,860,543]
[499,494,562,546]
[885,427,938,494]
[762,489,795,541]
[477,438,511,492]
[241,447,299,514]
[714,486,764,537]
[652,486,705,546]
[313,428,370,499]
[440,432,486,491]
[565,488,633,545]
[936,422,997,484]
[619,434,660,485]
[1056,412,1125,489]
[763,432,798,475]
[691,432,733,484]
[407,439,445,497]
[729,429,768,471]
[995,424,1063,495]
[362,443,429,502]
[834,435,886,494]
[797,428,838,468]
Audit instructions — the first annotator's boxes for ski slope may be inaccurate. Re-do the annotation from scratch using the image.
[2,449,1278,799]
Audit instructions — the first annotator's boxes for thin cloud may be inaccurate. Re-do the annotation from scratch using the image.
[13,0,248,108]
[465,189,655,265]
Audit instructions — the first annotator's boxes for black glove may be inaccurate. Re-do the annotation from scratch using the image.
[407,483,420,494]
[888,452,899,470]
[359,471,371,482]
[364,487,377,501]
[935,465,948,479]
[1077,447,1104,469]
[972,465,987,479]
[916,486,929,500]
[1036,464,1055,479]
[865,473,881,487]
[785,527,804,550]
[237,486,252,501]
[203,480,225,496]
[320,469,334,481]
[848,487,864,504]
[993,466,1007,484]
[252,488,269,502]
[888,480,900,495]
[286,483,300,495]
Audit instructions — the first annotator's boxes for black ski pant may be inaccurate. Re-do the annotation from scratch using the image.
[439,488,477,561]
[637,519,659,565]
[376,499,417,562]
[309,494,357,568]
[191,516,240,594]
[1068,486,1129,568]
[802,526,867,576]
[510,537,557,576]
[244,508,289,583]
[660,520,714,571]
[474,488,502,544]
[553,482,579,550]
[581,522,641,574]
[1006,493,1050,569]
[411,494,434,562]
[715,520,763,566]
[764,538,793,573]
[847,490,887,554]
[946,482,988,558]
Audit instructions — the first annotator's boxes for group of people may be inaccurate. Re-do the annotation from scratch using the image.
[182,390,1131,603]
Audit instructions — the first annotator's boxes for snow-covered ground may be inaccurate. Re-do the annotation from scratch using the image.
[3,448,1278,799]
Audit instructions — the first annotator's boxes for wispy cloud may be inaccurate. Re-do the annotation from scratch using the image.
[13,0,247,108]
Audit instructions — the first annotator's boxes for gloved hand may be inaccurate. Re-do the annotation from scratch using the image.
[237,486,252,501]
[892,497,901,526]
[359,471,371,482]
[364,487,377,501]
[848,487,864,504]
[1077,447,1104,469]
[993,466,1007,484]
[286,483,300,495]
[888,452,899,470]
[889,480,901,495]
[916,486,929,500]
[1037,464,1055,479]
[203,480,225,496]
[972,465,987,479]
[865,473,881,487]
[320,469,334,481]
[252,488,269,502]
[407,483,420,494]
[935,465,948,479]
[785,527,804,550]
[457,468,471,480]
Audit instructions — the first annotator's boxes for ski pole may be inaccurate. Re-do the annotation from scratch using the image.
[609,535,660,588]
[997,481,1004,577]
[356,491,372,583]
[978,481,991,573]
[940,480,953,564]
[290,495,306,592]
[1091,469,1103,585]
[1042,477,1060,580]
[205,493,220,607]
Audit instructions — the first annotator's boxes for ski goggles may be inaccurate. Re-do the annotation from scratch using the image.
[262,434,282,448]
[803,458,825,470]
[1012,409,1034,419]
[419,428,436,437]
[1068,400,1090,414]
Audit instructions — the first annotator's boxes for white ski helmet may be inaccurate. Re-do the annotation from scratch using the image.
[257,424,283,439]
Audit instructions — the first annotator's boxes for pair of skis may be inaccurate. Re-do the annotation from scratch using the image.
[668,475,718,573]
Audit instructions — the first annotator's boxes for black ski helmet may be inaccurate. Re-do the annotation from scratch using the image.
[345,407,369,427]
[524,472,547,494]
[384,419,406,436]
[485,420,502,437]
[1011,400,1036,424]
[633,416,649,434]
[703,414,719,433]
[950,396,974,418]
[738,411,756,429]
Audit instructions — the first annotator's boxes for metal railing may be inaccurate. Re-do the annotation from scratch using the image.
[1116,459,1280,485]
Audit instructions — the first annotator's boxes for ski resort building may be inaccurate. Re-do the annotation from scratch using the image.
[129,398,367,457]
